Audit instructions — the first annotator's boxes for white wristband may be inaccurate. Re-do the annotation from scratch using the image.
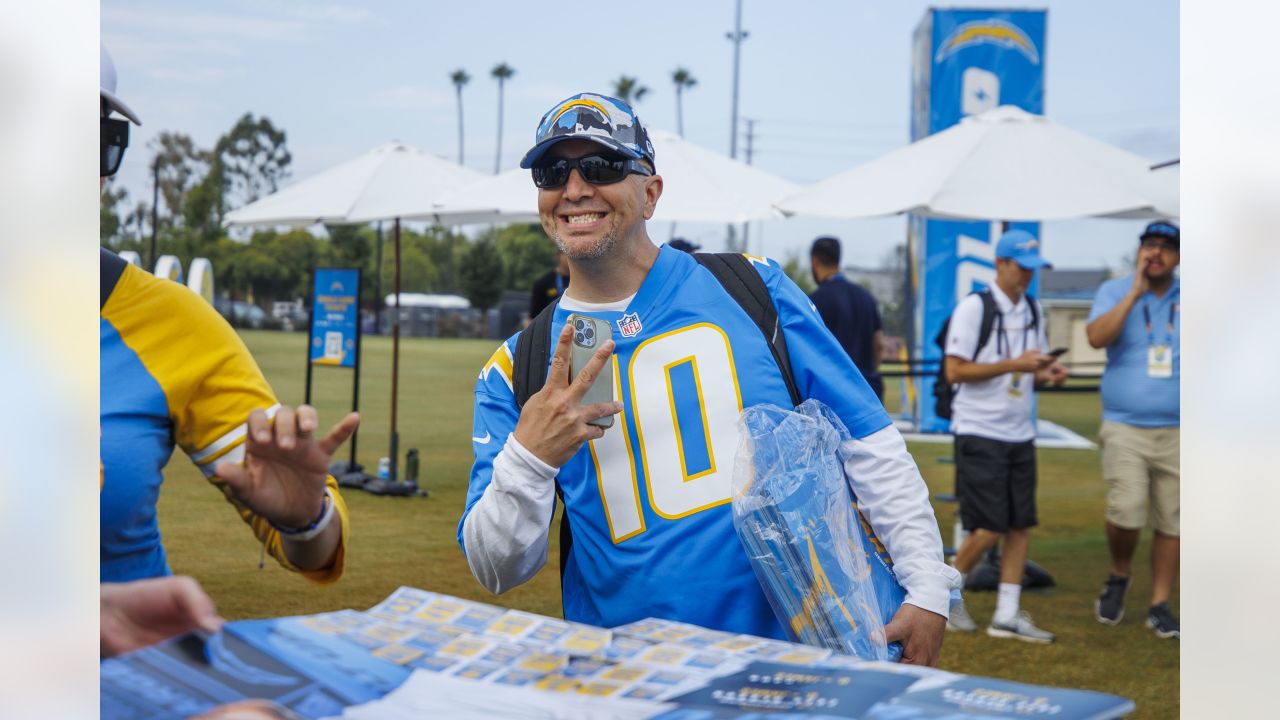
[272,488,336,543]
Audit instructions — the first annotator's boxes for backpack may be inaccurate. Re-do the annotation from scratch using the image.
[509,252,802,580]
[931,289,1038,420]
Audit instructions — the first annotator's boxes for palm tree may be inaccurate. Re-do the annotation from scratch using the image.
[671,68,697,137]
[612,76,649,105]
[491,62,515,174]
[449,69,470,165]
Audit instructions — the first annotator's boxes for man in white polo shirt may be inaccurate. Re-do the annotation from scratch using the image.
[943,229,1068,643]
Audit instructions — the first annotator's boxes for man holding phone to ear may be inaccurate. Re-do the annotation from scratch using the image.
[943,230,1067,643]
[1086,221,1180,639]
[460,94,959,667]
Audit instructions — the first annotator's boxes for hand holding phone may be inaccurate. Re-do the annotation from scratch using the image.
[512,320,623,467]
[568,314,615,428]
[1047,347,1068,359]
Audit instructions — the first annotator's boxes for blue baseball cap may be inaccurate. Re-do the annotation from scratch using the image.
[1141,221,1179,246]
[995,229,1053,270]
[520,93,656,170]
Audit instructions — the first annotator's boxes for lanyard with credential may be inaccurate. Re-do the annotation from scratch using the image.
[1141,299,1177,346]
[996,304,1034,358]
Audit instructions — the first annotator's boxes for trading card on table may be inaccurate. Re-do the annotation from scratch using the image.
[485,609,545,638]
[370,643,424,666]
[556,625,612,655]
[412,653,462,673]
[598,634,654,661]
[453,661,505,681]
[493,668,545,686]
[437,635,498,660]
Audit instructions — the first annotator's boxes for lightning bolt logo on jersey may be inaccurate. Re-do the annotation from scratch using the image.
[462,246,889,638]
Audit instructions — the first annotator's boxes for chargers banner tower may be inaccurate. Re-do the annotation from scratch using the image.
[910,8,1047,432]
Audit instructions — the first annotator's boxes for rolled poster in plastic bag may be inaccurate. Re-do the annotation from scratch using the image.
[731,399,905,661]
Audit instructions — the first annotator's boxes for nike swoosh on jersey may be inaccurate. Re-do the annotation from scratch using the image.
[472,432,491,444]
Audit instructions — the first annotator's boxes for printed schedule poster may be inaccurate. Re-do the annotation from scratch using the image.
[657,661,918,718]
[310,268,359,368]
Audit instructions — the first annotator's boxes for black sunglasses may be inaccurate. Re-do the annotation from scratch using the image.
[1140,237,1179,252]
[101,117,130,177]
[531,153,653,189]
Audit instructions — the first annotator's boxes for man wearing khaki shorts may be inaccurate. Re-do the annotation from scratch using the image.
[1086,221,1180,639]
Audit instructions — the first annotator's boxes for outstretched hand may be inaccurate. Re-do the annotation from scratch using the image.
[885,603,946,667]
[214,405,359,528]
[101,576,223,657]
[513,324,623,468]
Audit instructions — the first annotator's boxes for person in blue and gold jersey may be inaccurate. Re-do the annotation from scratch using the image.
[99,43,357,584]
[460,93,960,667]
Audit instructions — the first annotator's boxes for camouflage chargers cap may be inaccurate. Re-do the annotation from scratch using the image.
[519,93,656,170]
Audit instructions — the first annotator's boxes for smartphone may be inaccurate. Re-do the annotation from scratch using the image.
[1047,347,1069,358]
[567,314,615,428]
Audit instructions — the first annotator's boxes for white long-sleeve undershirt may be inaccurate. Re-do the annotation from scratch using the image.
[461,425,959,616]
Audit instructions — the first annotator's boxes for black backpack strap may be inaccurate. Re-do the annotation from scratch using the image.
[1026,293,1039,330]
[973,290,998,360]
[694,252,802,407]
[513,299,559,408]
[100,248,129,310]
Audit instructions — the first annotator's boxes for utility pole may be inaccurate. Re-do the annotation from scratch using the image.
[725,0,748,251]
[149,156,159,271]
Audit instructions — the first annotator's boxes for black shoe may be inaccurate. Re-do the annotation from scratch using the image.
[1146,603,1180,639]
[1095,574,1130,625]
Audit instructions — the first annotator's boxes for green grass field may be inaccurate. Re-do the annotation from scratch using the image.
[158,331,1177,717]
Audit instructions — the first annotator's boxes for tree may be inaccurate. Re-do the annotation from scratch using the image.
[612,76,649,105]
[459,236,504,311]
[122,200,151,245]
[782,252,815,295]
[215,113,292,210]
[671,68,697,137]
[450,69,470,166]
[100,177,128,246]
[492,224,557,292]
[491,62,515,174]
[149,132,209,227]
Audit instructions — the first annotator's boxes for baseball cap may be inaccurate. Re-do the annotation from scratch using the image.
[668,238,700,253]
[995,229,1052,270]
[101,43,141,124]
[1140,221,1179,246]
[520,93,655,170]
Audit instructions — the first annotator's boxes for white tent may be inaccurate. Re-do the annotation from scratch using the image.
[775,106,1166,222]
[224,141,492,228]
[432,130,800,224]
[1150,160,1180,218]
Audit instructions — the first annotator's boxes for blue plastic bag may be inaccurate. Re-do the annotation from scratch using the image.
[731,399,906,661]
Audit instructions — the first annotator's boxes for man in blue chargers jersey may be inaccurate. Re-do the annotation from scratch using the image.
[458,93,959,666]
[1087,221,1180,639]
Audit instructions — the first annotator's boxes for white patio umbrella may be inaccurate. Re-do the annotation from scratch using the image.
[775,106,1165,222]
[225,141,489,483]
[432,130,800,224]
[225,141,491,227]
[1150,160,1179,217]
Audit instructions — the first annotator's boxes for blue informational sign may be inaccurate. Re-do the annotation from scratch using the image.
[310,268,360,369]
[910,8,1047,432]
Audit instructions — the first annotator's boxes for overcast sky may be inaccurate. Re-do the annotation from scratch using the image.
[103,0,1179,270]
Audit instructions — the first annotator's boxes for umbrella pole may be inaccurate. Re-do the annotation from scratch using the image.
[390,217,401,482]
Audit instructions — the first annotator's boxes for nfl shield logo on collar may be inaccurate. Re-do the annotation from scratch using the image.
[617,312,642,338]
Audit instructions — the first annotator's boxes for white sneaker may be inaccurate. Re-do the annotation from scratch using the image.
[987,611,1055,644]
[946,600,977,633]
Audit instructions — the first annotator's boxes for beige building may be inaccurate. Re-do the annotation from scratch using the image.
[1038,269,1111,378]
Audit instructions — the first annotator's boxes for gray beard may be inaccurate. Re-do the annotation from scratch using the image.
[554,228,617,261]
